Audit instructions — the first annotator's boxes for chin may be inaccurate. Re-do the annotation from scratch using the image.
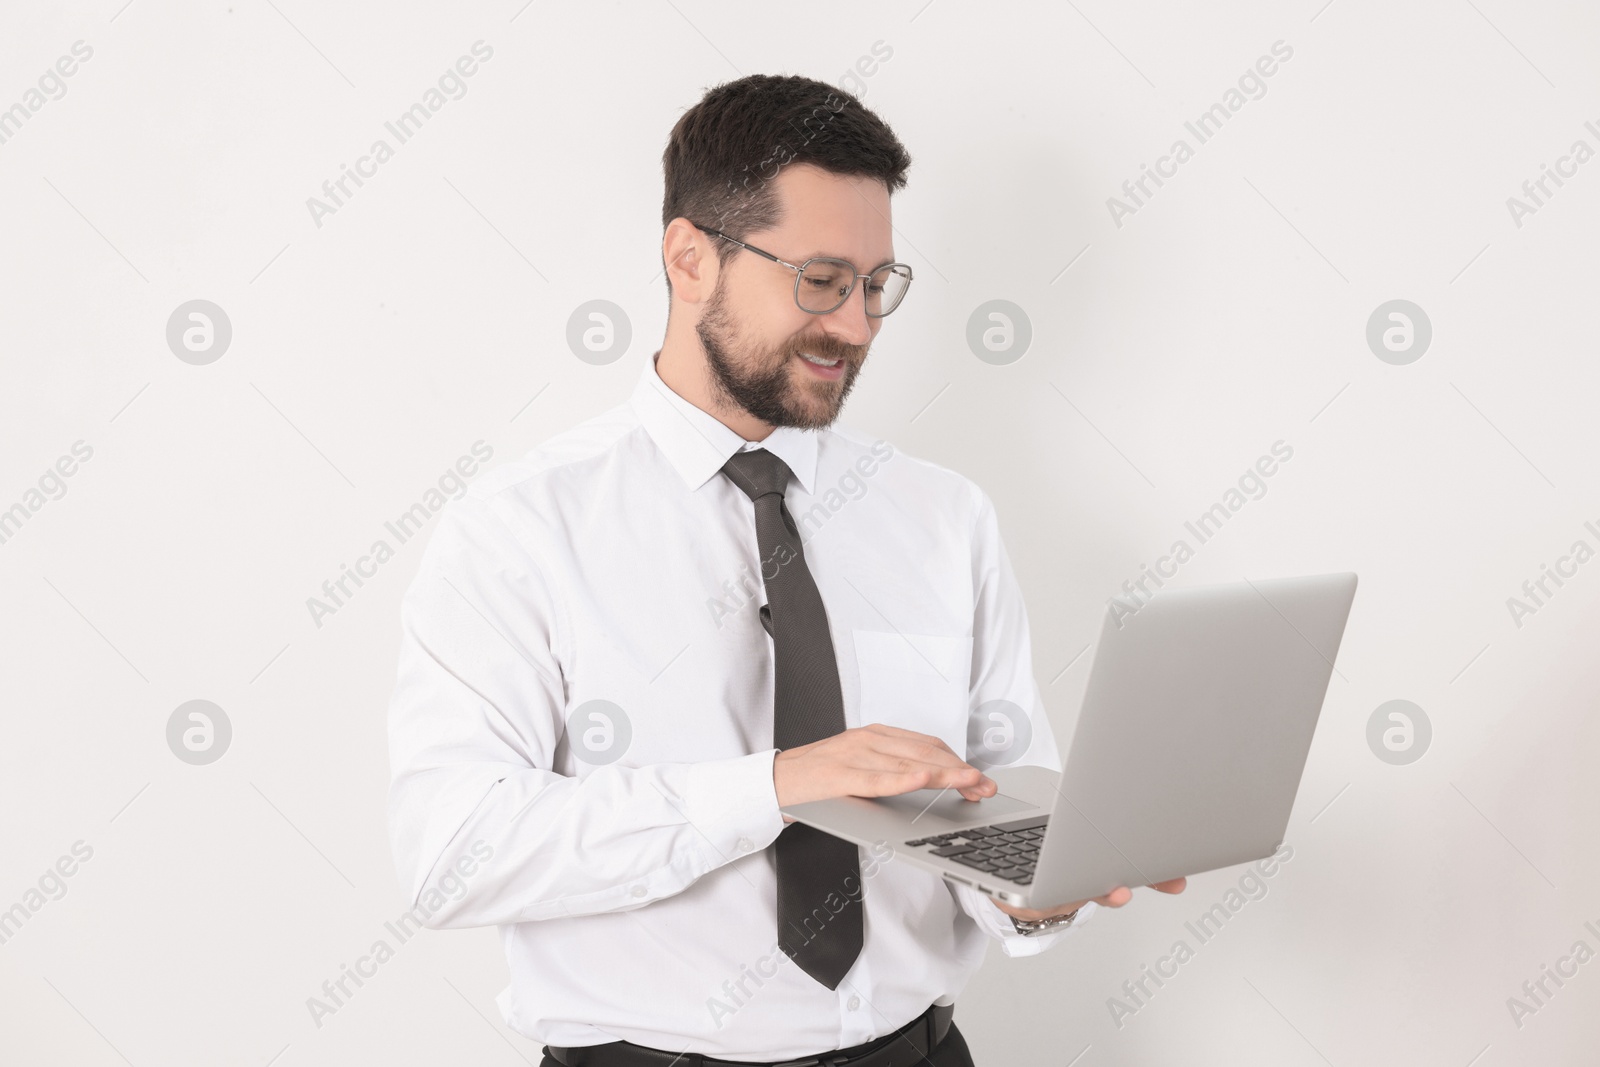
[774,358,858,429]
[788,394,848,429]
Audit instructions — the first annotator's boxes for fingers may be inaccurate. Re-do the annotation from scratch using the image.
[1093,886,1134,908]
[1031,878,1186,914]
[777,724,998,807]
[1008,878,1188,922]
[864,723,985,780]
[955,780,998,801]
[855,725,995,796]
[1002,902,1085,922]
[859,723,970,765]
[1095,877,1187,906]
[1095,877,1187,907]
[860,763,988,798]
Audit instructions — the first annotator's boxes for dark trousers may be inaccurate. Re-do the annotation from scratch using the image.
[538,1021,976,1067]
[924,1020,976,1065]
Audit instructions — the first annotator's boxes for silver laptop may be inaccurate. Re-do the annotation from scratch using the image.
[780,572,1358,908]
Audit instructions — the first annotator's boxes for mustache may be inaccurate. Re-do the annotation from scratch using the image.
[785,334,867,364]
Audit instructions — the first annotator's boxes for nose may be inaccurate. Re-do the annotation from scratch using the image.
[819,279,874,347]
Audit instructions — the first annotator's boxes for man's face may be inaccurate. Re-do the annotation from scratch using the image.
[696,164,895,430]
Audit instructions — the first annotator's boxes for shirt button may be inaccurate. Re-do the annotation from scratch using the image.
[847,995,861,1011]
[737,837,753,852]
[630,885,647,898]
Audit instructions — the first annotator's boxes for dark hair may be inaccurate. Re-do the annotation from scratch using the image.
[661,74,911,279]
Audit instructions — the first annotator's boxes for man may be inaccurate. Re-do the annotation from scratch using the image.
[386,73,1184,1067]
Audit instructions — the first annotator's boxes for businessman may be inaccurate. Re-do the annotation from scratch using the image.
[387,73,1184,1067]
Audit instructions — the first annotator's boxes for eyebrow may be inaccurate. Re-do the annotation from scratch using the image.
[797,251,899,270]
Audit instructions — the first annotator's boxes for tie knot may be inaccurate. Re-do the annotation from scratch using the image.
[721,447,792,501]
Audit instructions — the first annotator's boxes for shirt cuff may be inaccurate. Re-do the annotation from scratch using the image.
[958,884,1100,957]
[684,748,786,867]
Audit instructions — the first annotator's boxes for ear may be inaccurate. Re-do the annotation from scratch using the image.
[662,217,716,306]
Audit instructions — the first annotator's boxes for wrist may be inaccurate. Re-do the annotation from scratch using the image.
[1009,907,1079,937]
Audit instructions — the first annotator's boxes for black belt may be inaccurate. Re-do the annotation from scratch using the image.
[543,1002,954,1067]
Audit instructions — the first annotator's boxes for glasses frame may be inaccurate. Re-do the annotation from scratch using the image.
[694,225,913,318]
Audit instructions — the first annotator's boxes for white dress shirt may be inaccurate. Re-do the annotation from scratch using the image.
[386,351,1097,1060]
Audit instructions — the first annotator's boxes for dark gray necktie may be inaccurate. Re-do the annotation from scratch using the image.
[722,447,863,991]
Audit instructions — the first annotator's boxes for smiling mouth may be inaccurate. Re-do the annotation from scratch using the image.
[798,352,842,368]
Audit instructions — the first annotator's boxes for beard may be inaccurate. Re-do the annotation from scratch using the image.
[696,278,867,430]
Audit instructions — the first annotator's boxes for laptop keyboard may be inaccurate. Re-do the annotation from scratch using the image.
[904,814,1049,885]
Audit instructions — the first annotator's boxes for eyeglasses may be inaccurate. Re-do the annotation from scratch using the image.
[694,225,913,317]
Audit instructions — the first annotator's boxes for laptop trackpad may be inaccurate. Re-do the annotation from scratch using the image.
[869,789,1038,833]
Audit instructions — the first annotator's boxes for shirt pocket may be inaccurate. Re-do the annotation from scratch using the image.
[851,629,973,756]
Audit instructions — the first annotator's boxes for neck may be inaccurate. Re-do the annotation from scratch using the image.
[655,316,774,442]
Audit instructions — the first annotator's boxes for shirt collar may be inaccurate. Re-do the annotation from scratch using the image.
[632,351,819,495]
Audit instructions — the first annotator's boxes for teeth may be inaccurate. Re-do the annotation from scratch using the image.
[799,352,841,367]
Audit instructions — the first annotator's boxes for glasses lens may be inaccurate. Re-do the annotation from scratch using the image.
[796,259,855,313]
[794,260,913,315]
[865,264,912,317]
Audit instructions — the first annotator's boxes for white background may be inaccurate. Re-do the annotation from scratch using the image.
[2,1,1597,1064]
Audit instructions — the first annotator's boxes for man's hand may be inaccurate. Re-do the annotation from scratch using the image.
[993,877,1188,924]
[774,723,995,822]
[771,726,1188,919]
